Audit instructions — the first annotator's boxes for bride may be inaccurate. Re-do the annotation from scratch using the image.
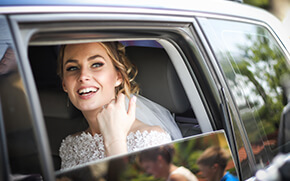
[57,41,182,169]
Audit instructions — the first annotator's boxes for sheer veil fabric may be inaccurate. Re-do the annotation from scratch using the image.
[126,94,182,140]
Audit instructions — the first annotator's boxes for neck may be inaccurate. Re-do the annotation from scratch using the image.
[213,170,226,181]
[166,164,177,179]
[82,108,102,135]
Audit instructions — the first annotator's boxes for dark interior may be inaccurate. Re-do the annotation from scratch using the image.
[27,42,201,171]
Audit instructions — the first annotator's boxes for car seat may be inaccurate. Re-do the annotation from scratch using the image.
[29,46,88,170]
[39,88,88,170]
[126,46,201,137]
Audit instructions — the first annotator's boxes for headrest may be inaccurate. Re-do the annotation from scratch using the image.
[126,46,190,113]
[38,89,81,119]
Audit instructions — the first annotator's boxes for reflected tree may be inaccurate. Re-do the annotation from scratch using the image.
[228,27,289,147]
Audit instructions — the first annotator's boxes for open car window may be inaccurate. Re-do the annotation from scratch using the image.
[27,40,204,171]
[11,13,216,177]
[55,130,238,181]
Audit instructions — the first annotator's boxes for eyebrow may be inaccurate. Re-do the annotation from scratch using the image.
[64,59,77,65]
[64,55,105,65]
[88,54,104,61]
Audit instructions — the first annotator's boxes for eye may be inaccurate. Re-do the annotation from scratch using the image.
[66,66,78,71]
[92,62,104,68]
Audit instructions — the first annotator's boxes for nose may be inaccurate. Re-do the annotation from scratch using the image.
[78,67,91,82]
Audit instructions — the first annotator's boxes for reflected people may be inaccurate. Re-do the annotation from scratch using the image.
[58,42,182,169]
[139,145,198,181]
[197,146,238,181]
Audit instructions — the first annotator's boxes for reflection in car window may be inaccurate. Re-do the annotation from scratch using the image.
[200,19,290,171]
[0,16,42,179]
[56,131,237,181]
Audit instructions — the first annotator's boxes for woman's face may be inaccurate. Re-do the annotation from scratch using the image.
[198,164,215,181]
[62,42,122,112]
[141,160,164,178]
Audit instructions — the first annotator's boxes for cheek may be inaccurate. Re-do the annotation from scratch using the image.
[199,167,209,177]
[99,70,119,87]
[62,77,74,90]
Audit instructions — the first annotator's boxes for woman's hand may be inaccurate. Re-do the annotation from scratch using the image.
[96,93,137,156]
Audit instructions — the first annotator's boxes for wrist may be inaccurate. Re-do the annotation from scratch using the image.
[104,137,126,148]
[104,137,127,156]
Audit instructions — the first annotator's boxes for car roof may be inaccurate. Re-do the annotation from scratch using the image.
[0,0,265,18]
[1,0,289,50]
[0,0,240,6]
[0,0,274,23]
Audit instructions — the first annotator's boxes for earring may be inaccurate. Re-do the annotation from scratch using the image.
[66,96,70,108]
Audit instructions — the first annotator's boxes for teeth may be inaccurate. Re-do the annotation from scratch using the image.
[79,88,98,94]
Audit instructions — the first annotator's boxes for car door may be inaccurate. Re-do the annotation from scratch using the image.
[197,14,290,180]
[9,4,288,180]
[0,15,54,180]
[6,8,232,180]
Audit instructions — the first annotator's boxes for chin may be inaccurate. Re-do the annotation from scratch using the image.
[74,103,101,112]
[81,106,101,112]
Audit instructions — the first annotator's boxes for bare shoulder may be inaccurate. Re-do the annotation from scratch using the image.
[69,131,83,137]
[169,174,188,181]
[70,129,88,137]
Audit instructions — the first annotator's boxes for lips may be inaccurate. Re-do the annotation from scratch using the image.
[78,87,99,96]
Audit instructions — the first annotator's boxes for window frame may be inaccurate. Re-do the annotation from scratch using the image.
[7,12,224,178]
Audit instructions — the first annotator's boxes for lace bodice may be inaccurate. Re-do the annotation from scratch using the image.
[59,130,171,169]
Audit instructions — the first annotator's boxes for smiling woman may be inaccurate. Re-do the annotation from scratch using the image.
[57,41,181,169]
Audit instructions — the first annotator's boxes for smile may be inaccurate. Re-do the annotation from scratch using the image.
[78,87,99,95]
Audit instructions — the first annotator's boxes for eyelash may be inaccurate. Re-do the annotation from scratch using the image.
[92,62,104,68]
[66,66,78,71]
[65,62,104,72]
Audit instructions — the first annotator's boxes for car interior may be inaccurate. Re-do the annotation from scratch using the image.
[17,40,202,172]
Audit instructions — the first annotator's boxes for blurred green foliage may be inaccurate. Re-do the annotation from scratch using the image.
[244,0,270,10]
[118,133,235,180]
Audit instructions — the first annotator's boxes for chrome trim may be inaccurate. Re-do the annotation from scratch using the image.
[11,12,215,134]
[5,4,288,57]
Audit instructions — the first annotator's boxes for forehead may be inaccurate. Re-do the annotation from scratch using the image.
[141,159,156,166]
[198,164,211,170]
[63,42,107,59]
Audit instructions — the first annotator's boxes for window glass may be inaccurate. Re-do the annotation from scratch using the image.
[0,16,42,179]
[56,131,237,181]
[199,18,290,169]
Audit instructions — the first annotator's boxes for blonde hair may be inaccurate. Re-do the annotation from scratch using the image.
[57,42,139,98]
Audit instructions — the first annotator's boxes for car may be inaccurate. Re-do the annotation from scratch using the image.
[0,0,290,180]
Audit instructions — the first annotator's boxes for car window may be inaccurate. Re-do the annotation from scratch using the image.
[27,39,202,171]
[0,16,43,179]
[199,18,290,170]
[15,14,211,174]
[55,131,238,181]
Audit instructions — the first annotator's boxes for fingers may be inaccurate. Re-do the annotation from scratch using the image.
[102,93,136,119]
[116,93,125,105]
[101,93,125,111]
[127,95,136,119]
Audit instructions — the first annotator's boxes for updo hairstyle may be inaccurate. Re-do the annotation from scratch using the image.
[57,41,139,98]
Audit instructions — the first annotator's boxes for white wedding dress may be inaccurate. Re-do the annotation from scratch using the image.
[59,95,182,169]
[59,130,171,169]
